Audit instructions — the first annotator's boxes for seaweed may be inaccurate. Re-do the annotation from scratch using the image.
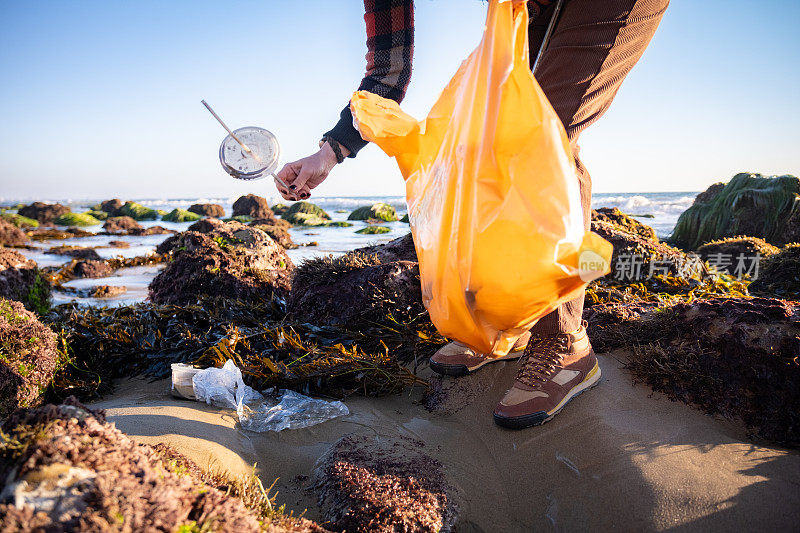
[587,297,800,446]
[44,295,440,401]
[749,243,800,299]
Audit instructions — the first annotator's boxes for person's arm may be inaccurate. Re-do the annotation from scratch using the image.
[275,0,415,201]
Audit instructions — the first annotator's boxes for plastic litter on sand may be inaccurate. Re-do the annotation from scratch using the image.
[190,359,348,432]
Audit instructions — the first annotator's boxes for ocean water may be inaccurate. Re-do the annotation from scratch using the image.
[10,192,696,307]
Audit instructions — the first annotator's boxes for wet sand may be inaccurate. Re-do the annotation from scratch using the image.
[89,352,800,531]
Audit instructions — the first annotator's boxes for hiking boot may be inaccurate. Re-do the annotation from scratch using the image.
[429,332,531,376]
[493,322,600,429]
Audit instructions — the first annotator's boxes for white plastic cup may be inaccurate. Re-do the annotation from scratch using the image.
[171,363,202,400]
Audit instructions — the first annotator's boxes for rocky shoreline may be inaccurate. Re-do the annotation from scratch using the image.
[1,174,799,530]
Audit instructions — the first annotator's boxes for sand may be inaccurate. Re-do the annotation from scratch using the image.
[89,352,800,532]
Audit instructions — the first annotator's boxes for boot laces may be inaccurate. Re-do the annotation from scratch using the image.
[516,334,570,387]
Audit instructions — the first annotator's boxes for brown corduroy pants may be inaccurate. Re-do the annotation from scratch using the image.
[527,0,669,335]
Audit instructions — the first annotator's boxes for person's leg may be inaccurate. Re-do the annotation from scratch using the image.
[493,0,668,428]
[527,0,669,335]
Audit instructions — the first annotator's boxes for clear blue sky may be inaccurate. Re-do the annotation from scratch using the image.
[1,1,798,200]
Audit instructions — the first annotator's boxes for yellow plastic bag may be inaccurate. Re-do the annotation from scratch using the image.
[350,0,612,356]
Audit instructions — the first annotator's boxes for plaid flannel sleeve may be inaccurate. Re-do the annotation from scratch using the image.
[323,0,550,158]
[324,0,414,158]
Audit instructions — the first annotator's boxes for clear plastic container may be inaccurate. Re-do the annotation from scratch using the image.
[171,363,201,400]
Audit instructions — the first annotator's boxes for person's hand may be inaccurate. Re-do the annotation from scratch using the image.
[274,142,349,201]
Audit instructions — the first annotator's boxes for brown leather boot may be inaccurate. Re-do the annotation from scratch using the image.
[429,332,531,376]
[493,321,600,429]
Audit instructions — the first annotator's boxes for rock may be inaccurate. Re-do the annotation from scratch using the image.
[355,233,418,263]
[46,245,102,261]
[400,213,410,223]
[0,398,319,532]
[287,233,423,325]
[313,434,458,533]
[591,210,696,280]
[282,201,331,225]
[251,222,295,248]
[188,203,225,218]
[90,285,127,298]
[671,173,800,249]
[26,228,74,241]
[103,216,143,235]
[692,182,726,205]
[696,236,780,276]
[592,207,657,242]
[65,227,95,238]
[0,250,50,313]
[149,221,294,306]
[0,213,38,228]
[0,298,58,416]
[325,221,353,227]
[73,259,113,279]
[286,214,330,226]
[232,194,275,220]
[53,212,102,227]
[355,226,391,234]
[135,225,174,236]
[118,201,158,221]
[98,198,124,215]
[749,244,800,300]
[107,240,130,248]
[270,203,289,216]
[586,296,800,445]
[347,203,399,222]
[162,208,202,222]
[18,202,71,225]
[0,218,27,247]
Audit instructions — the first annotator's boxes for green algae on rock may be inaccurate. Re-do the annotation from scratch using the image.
[85,209,109,221]
[671,173,800,249]
[348,203,399,222]
[282,202,331,225]
[355,226,391,235]
[0,213,38,229]
[162,208,203,223]
[0,298,59,417]
[53,212,102,227]
[118,201,159,221]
